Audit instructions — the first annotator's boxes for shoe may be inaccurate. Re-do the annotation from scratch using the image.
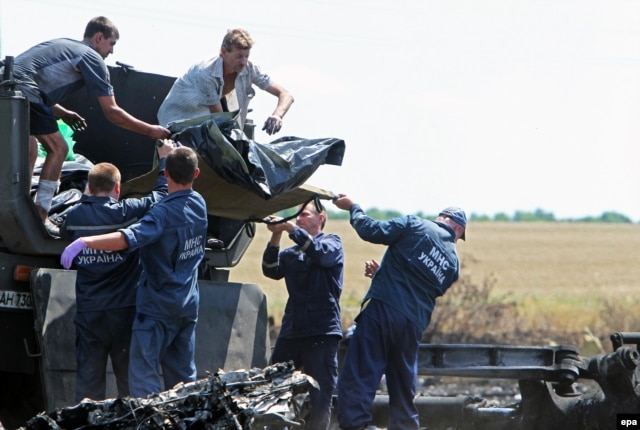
[44,218,60,238]
[36,205,49,222]
[206,237,225,250]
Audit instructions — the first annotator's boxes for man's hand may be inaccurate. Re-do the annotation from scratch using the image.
[332,194,354,211]
[61,238,86,269]
[59,110,87,132]
[262,115,282,135]
[364,259,379,278]
[149,125,171,140]
[156,139,175,158]
[265,216,291,234]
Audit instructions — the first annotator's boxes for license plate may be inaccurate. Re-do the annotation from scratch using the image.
[0,290,33,310]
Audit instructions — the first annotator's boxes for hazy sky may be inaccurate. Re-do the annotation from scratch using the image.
[2,0,639,221]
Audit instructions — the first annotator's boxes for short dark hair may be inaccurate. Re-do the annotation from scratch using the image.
[88,162,120,194]
[166,147,198,185]
[302,200,327,230]
[84,16,120,40]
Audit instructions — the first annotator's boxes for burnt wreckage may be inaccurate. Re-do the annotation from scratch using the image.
[22,362,317,430]
[1,57,639,429]
[17,333,640,430]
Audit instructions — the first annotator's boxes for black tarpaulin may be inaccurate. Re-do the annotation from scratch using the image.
[168,112,346,199]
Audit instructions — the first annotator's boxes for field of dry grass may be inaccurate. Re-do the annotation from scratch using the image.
[230,220,640,347]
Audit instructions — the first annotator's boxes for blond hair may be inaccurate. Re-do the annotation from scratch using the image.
[221,28,253,51]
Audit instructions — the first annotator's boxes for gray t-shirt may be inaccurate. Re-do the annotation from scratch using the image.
[13,38,114,105]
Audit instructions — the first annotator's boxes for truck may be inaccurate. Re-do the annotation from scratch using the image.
[3,56,640,430]
[0,57,339,429]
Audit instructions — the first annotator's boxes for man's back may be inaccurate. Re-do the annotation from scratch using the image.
[61,159,167,310]
[355,213,460,331]
[61,192,165,311]
[121,189,208,319]
[14,38,113,105]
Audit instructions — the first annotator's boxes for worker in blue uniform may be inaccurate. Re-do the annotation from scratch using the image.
[61,146,207,397]
[332,195,466,430]
[60,140,173,402]
[262,200,344,430]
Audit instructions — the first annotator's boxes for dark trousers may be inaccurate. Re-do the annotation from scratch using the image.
[270,335,340,430]
[128,313,198,398]
[337,299,422,430]
[74,306,135,402]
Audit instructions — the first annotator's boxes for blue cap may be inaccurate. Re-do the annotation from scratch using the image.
[439,207,467,240]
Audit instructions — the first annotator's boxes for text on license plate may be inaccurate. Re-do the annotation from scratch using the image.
[0,290,33,310]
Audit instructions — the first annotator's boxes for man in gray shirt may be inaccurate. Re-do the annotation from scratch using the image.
[13,16,170,234]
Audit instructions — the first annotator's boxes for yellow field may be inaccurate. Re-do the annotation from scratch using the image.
[230,220,640,336]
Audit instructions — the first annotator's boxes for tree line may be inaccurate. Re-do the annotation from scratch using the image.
[321,208,635,223]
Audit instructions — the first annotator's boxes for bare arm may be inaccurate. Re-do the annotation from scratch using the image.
[262,82,294,135]
[97,95,170,139]
[265,82,294,119]
[61,231,129,269]
[83,231,129,251]
[51,104,87,131]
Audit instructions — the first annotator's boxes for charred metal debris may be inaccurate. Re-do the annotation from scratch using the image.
[21,362,317,430]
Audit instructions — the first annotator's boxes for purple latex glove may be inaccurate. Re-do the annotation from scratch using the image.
[61,238,86,269]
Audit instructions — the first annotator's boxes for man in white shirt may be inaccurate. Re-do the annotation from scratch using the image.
[157,28,294,135]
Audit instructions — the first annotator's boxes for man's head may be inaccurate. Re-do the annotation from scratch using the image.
[220,28,252,74]
[166,147,200,186]
[437,207,467,241]
[87,162,121,198]
[84,16,119,59]
[296,201,327,236]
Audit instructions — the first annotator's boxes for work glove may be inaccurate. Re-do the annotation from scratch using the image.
[262,115,282,135]
[61,238,86,269]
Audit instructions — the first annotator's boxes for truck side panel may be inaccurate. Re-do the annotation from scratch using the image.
[0,94,65,256]
[30,269,270,412]
[0,251,57,373]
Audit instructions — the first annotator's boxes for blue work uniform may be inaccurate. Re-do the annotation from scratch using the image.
[13,38,113,134]
[119,188,207,397]
[262,227,343,430]
[60,160,167,402]
[338,205,460,430]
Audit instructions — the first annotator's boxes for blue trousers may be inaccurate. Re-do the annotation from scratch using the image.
[128,313,197,397]
[337,299,422,430]
[270,335,340,430]
[74,306,135,402]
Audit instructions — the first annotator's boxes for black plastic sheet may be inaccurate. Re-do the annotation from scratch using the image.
[169,112,345,200]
